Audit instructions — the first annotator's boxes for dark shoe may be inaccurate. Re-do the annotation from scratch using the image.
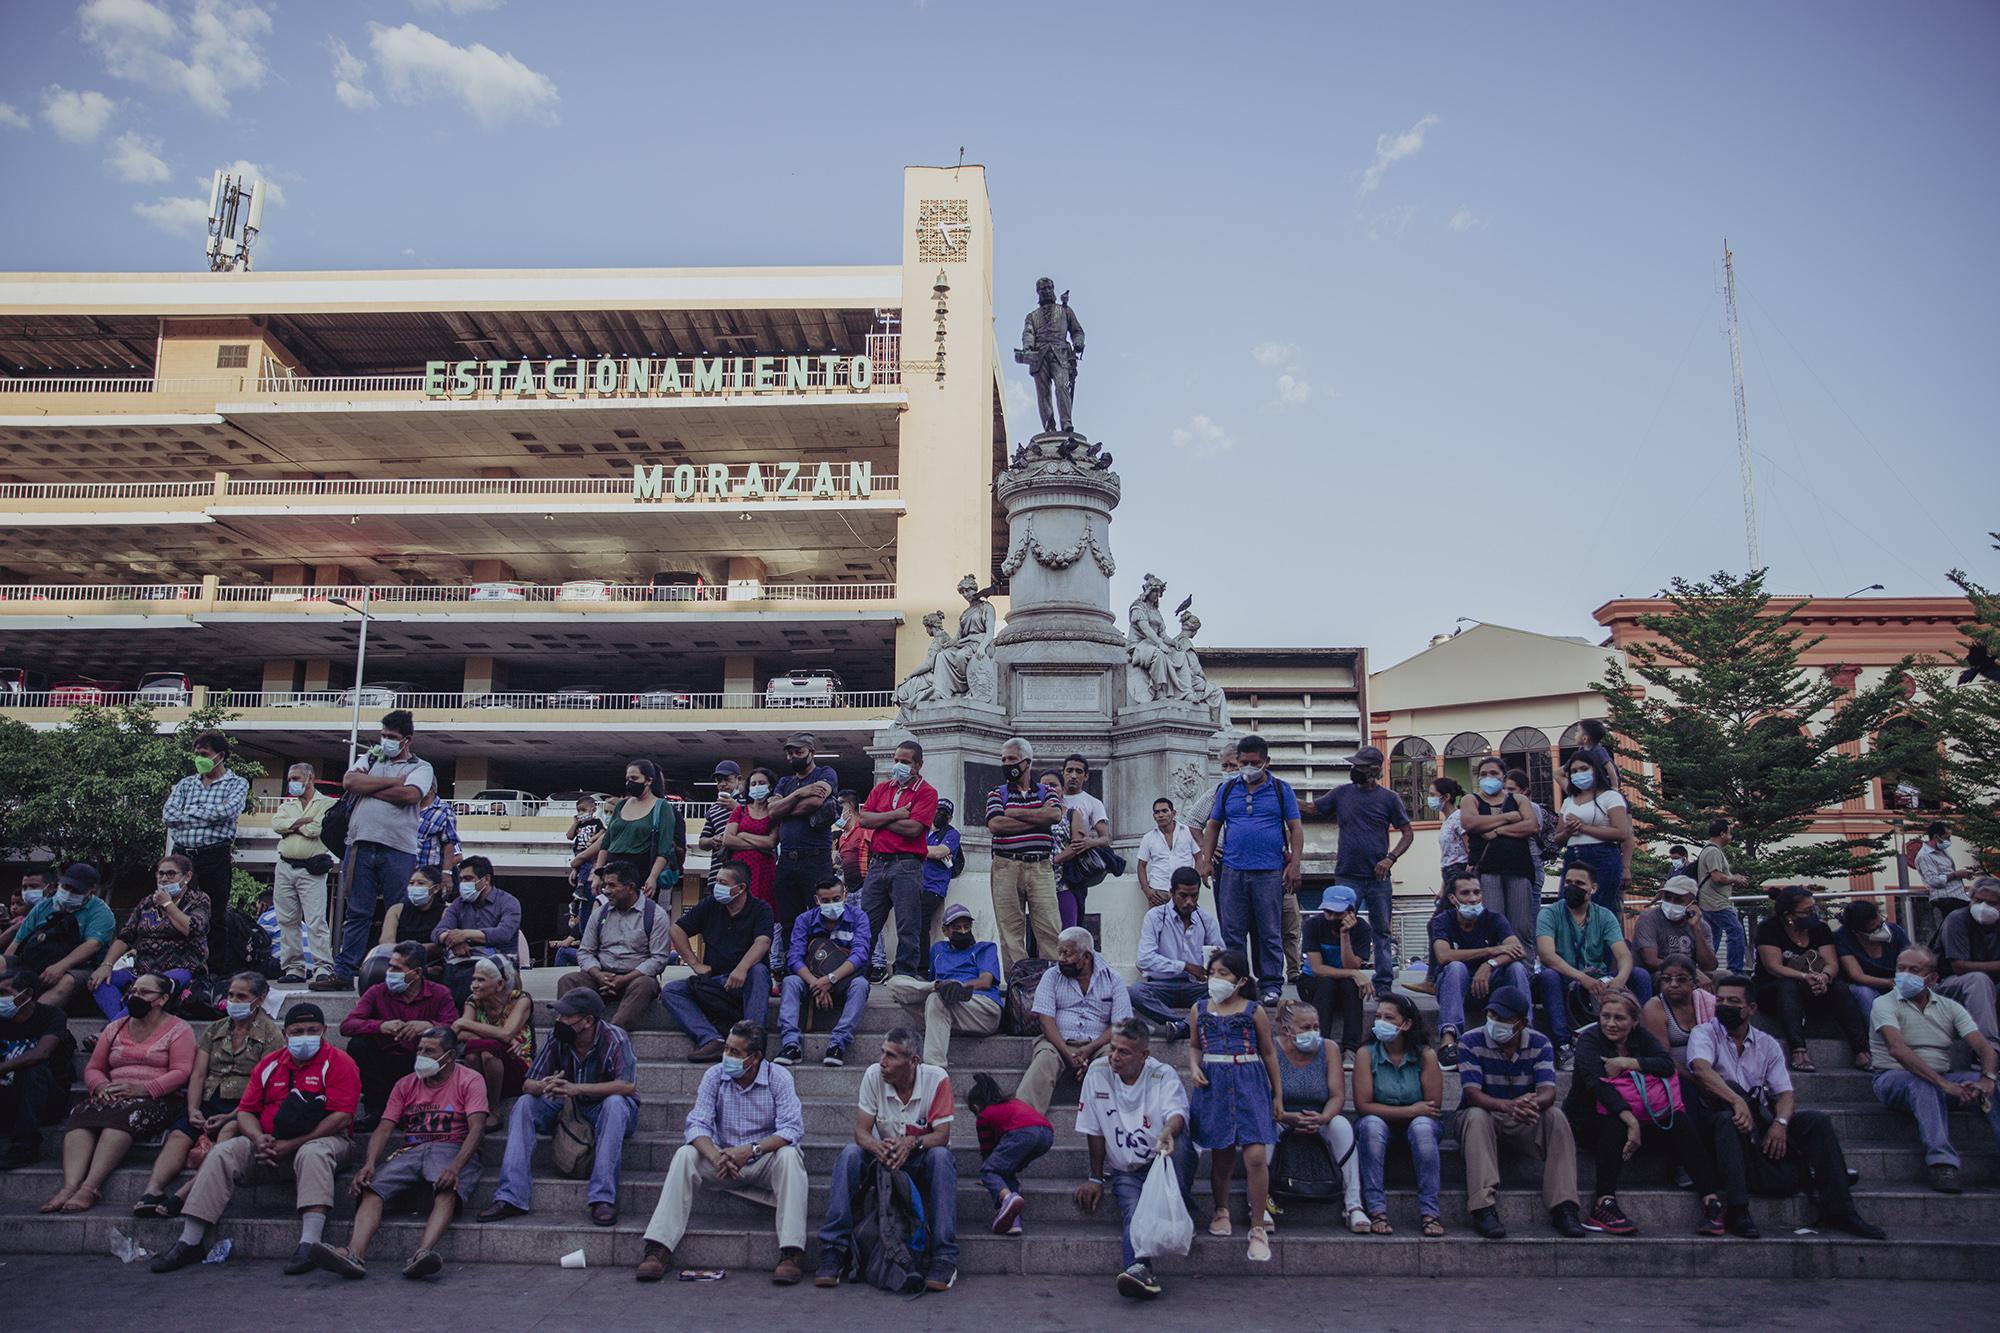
[159,1194,185,1218]
[1697,1198,1726,1237]
[1724,1204,1761,1239]
[636,1241,671,1282]
[1928,1163,1962,1194]
[1259,990,1281,1008]
[774,1044,803,1067]
[402,1249,444,1279]
[1437,1035,1461,1071]
[308,974,348,992]
[1583,1198,1637,1235]
[591,1202,617,1226]
[1550,1202,1586,1238]
[1166,1021,1191,1041]
[132,1191,170,1218]
[308,1241,368,1279]
[688,1039,725,1064]
[1470,1205,1506,1239]
[1824,1211,1887,1241]
[925,1260,957,1292]
[869,964,891,985]
[1673,1167,1694,1190]
[822,1044,846,1067]
[282,1242,318,1275]
[149,1240,204,1274]
[1116,1261,1161,1299]
[772,1247,804,1285]
[279,971,308,984]
[814,1251,844,1287]
[478,1200,530,1222]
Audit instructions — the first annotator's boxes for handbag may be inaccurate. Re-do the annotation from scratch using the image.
[1271,1126,1343,1199]
[1602,1068,1684,1128]
[551,1096,595,1178]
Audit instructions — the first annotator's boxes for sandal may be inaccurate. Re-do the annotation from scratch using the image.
[1246,1225,1272,1262]
[133,1192,169,1218]
[39,1186,76,1214]
[1369,1213,1394,1235]
[1347,1207,1372,1235]
[1789,1049,1816,1073]
[59,1185,101,1214]
[1421,1215,1445,1237]
[1207,1210,1232,1237]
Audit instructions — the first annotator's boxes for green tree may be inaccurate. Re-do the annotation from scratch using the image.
[1594,569,1925,888]
[1914,533,2000,872]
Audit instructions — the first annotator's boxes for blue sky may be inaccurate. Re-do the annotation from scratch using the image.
[1,1,1995,667]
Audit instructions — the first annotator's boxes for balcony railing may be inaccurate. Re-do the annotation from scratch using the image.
[0,375,244,394]
[0,581,896,605]
[245,795,729,823]
[0,472,898,504]
[3,689,895,712]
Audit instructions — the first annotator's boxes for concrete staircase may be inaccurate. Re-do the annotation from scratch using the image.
[4,977,1997,1281]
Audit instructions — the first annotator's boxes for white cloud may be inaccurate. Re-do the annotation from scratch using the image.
[1364,203,1420,242]
[1274,373,1312,406]
[1249,342,1313,407]
[329,38,377,109]
[80,0,271,116]
[368,22,558,127]
[0,102,28,130]
[41,86,116,142]
[1358,113,1439,195]
[1250,341,1297,368]
[413,0,505,11]
[1170,414,1234,455]
[133,193,209,232]
[107,131,170,182]
[1448,206,1483,232]
[222,158,285,206]
[1002,376,1036,427]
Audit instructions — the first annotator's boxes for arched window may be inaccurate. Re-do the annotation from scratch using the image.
[1390,738,1436,817]
[1874,715,1936,811]
[1500,726,1554,809]
[1441,731,1490,796]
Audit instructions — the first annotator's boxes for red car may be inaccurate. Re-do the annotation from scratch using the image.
[49,677,124,705]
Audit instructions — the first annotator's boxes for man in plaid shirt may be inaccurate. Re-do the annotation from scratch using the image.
[417,789,462,878]
[162,729,250,967]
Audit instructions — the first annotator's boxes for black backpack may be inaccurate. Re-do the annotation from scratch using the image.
[847,1160,930,1295]
[13,909,83,973]
[223,907,273,976]
[318,792,358,857]
[1003,957,1055,1035]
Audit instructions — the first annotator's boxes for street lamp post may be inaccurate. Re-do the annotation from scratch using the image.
[329,589,374,767]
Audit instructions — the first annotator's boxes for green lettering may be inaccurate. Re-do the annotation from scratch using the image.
[509,361,535,395]
[423,361,447,397]
[739,463,766,497]
[452,360,477,396]
[624,358,651,393]
[849,356,874,390]
[785,357,809,391]
[693,358,727,393]
[671,464,697,498]
[848,461,873,497]
[754,357,775,390]
[811,461,836,498]
[706,463,730,496]
[633,464,665,500]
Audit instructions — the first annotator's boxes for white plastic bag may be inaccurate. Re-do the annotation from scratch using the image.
[1128,1153,1194,1259]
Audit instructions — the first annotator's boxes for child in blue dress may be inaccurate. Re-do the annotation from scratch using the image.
[1186,947,1281,1262]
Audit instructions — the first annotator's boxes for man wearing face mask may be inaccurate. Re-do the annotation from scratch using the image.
[1019,927,1133,1115]
[1454,986,1583,1239]
[162,730,251,976]
[1687,975,1885,1239]
[0,874,50,953]
[0,964,68,1169]
[1299,744,1413,994]
[698,759,743,892]
[326,711,436,991]
[4,863,116,1010]
[886,902,1003,1066]
[1535,864,1645,1070]
[857,741,941,980]
[776,878,873,1068]
[1198,734,1306,1006]
[270,762,338,986]
[1632,876,1717,992]
[341,941,458,1129]
[1936,876,2000,1042]
[664,861,776,1061]
[1427,874,1531,1071]
[985,737,1067,972]
[433,856,523,1003]
[1868,947,2000,1194]
[1915,821,1975,935]
[638,1020,809,1284]
[765,733,840,942]
[152,1003,360,1275]
[311,1027,488,1280]
[558,861,674,1030]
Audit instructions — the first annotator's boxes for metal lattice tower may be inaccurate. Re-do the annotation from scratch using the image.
[1721,240,1760,567]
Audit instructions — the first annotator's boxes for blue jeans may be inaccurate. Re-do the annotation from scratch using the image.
[860,853,928,977]
[1433,959,1531,1036]
[819,1142,958,1267]
[1534,967,1653,1046]
[1706,906,1747,973]
[659,963,772,1046]
[1873,1069,2000,1167]
[979,1125,1054,1207]
[1128,976,1207,1027]
[335,840,416,978]
[1217,866,1285,996]
[494,1092,636,1208]
[778,973,870,1049]
[1105,1137,1197,1268]
[1357,1114,1441,1217]
[1562,843,1623,915]
[92,967,192,1020]
[1336,876,1397,986]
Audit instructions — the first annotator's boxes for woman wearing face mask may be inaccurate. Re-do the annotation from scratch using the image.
[1833,899,1911,1021]
[42,972,193,1214]
[363,865,448,995]
[584,758,681,903]
[1562,988,1725,1237]
[134,970,281,1218]
[1186,949,1282,1260]
[1461,757,1542,935]
[836,790,871,888]
[1551,754,1632,913]
[721,767,780,916]
[455,954,535,1108]
[1640,957,1716,1067]
[1431,778,1468,906]
[1274,1000,1368,1233]
[1353,992,1444,1235]
[1755,886,1871,1072]
[87,854,211,1020]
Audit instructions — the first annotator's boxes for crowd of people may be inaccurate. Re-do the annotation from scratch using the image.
[1,714,1998,1297]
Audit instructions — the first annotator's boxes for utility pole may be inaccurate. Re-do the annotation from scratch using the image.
[1721,240,1760,568]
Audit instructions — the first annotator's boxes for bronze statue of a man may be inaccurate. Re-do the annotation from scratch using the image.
[1015,277,1084,434]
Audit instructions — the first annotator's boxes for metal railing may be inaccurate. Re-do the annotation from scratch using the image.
[0,581,895,605]
[0,375,244,394]
[0,481,214,500]
[0,473,898,503]
[2,689,894,712]
[243,794,728,824]
[0,584,201,602]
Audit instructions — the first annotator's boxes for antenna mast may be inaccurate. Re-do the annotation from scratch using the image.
[1721,239,1760,567]
[204,170,265,272]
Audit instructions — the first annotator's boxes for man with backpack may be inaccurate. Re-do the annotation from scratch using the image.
[815,1026,960,1293]
[4,863,115,1011]
[557,862,674,1029]
[322,711,435,991]
[1196,734,1304,1007]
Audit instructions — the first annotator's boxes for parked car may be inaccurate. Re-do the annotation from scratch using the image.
[647,571,704,602]
[558,579,611,602]
[269,690,340,708]
[338,681,419,709]
[466,692,535,709]
[49,677,124,706]
[137,671,194,706]
[629,684,696,709]
[464,788,538,816]
[763,668,845,708]
[469,581,531,602]
[0,668,47,703]
[543,686,602,709]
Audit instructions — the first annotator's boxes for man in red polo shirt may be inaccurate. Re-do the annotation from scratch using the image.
[857,740,940,980]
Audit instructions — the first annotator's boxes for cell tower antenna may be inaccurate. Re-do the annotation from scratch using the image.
[1721,239,1760,567]
[204,170,265,272]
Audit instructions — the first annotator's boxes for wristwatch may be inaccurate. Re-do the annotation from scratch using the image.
[748,1143,764,1161]
[1090,1174,1109,1185]
[1775,1117,1790,1127]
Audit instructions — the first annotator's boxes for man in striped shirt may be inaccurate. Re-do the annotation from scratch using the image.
[984,737,1066,972]
[1454,986,1582,1239]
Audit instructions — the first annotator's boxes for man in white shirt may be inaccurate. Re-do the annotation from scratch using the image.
[1052,755,1114,912]
[1136,798,1198,909]
[1018,927,1133,1114]
[1916,822,1974,931]
[1128,869,1221,1038]
[1073,1019,1194,1300]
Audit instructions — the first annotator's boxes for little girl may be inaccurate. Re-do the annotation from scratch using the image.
[968,1072,1054,1235]
[1187,948,1282,1261]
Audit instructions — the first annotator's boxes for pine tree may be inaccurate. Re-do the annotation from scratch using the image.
[1593,569,1925,888]
[1915,533,2000,872]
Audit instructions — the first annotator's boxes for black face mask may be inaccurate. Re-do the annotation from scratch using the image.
[624,779,647,797]
[1716,1005,1748,1029]
[1352,768,1377,784]
[1003,761,1027,782]
[1057,961,1082,979]
[1563,885,1590,907]
[947,931,973,949]
[934,815,951,830]
[789,754,813,774]
[1794,912,1819,929]
[124,993,155,1018]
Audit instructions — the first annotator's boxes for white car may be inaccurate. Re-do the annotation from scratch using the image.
[339,681,418,708]
[558,579,611,602]
[464,787,538,816]
[136,671,194,706]
[469,581,531,602]
[630,685,696,709]
[543,686,602,709]
[763,668,845,708]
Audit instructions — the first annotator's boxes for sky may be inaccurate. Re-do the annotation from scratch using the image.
[0,0,1995,669]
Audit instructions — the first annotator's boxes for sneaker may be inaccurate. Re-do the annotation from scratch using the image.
[1116,1261,1161,1300]
[1437,1035,1460,1071]
[1583,1198,1637,1236]
[1724,1204,1761,1239]
[1471,1205,1506,1239]
[814,1251,844,1287]
[993,1190,1026,1234]
[869,964,891,985]
[1246,1225,1271,1262]
[308,1242,367,1279]
[636,1241,671,1282]
[822,1044,847,1067]
[1697,1198,1726,1237]
[1555,1043,1575,1072]
[1167,1020,1191,1041]
[1927,1163,1962,1194]
[1259,990,1281,1008]
[924,1260,958,1292]
[1673,1166,1694,1189]
[1007,1218,1022,1236]
[774,1044,803,1066]
[1550,1202,1586,1238]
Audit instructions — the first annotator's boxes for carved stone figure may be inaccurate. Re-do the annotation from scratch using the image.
[1168,610,1230,725]
[894,576,998,709]
[893,610,952,709]
[1124,573,1173,705]
[1014,277,1085,434]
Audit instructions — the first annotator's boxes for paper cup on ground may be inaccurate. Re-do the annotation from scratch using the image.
[560,1248,587,1269]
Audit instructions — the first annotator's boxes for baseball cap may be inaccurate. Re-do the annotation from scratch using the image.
[942,902,974,927]
[1485,987,1530,1022]
[712,760,741,778]
[553,988,605,1018]
[936,797,956,817]
[783,732,817,751]
[58,863,100,893]
[282,1002,326,1028]
[1320,884,1358,912]
[1660,875,1698,899]
[1350,745,1385,769]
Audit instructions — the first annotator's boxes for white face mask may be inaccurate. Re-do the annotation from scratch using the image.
[1973,903,2000,927]
[1865,925,1893,943]
[1206,977,1238,1004]
[413,1055,443,1079]
[1660,902,1689,922]
[819,901,845,919]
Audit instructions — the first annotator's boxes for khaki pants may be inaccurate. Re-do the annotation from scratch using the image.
[990,856,1061,973]
[885,975,1003,1066]
[1018,1036,1092,1116]
[1457,1104,1578,1212]
[182,1133,349,1224]
[273,860,334,978]
[643,1142,808,1253]
[557,970,661,1031]
[1281,888,1302,979]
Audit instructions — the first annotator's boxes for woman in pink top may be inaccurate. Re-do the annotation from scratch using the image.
[42,972,194,1214]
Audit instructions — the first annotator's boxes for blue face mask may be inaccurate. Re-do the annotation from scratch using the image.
[1372,1019,1401,1044]
[158,881,183,898]
[1893,971,1927,1000]
[719,1054,747,1079]
[288,780,306,797]
[385,971,410,993]
[226,1000,254,1021]
[1292,1031,1322,1053]
[712,883,734,903]
[1456,902,1484,920]
[20,888,42,906]
[1426,795,1442,811]
[1486,1018,1519,1045]
[406,884,431,907]
[819,901,845,920]
[0,996,19,1020]
[287,1034,322,1061]
[1479,776,1504,797]
[1569,769,1595,791]
[747,783,770,801]
[55,889,84,911]
[890,761,913,784]
[458,880,480,902]
[377,738,402,759]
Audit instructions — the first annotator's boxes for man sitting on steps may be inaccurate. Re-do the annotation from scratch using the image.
[558,860,674,1030]
[1019,926,1132,1115]
[661,860,775,1063]
[1868,946,2000,1195]
[885,901,1003,1066]
[1128,868,1223,1041]
[1072,1018,1193,1301]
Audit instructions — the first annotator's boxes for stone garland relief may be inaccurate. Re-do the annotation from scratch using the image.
[998,515,1117,579]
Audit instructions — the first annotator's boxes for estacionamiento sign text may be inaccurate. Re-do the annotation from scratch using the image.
[630,461,874,501]
[422,355,876,398]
